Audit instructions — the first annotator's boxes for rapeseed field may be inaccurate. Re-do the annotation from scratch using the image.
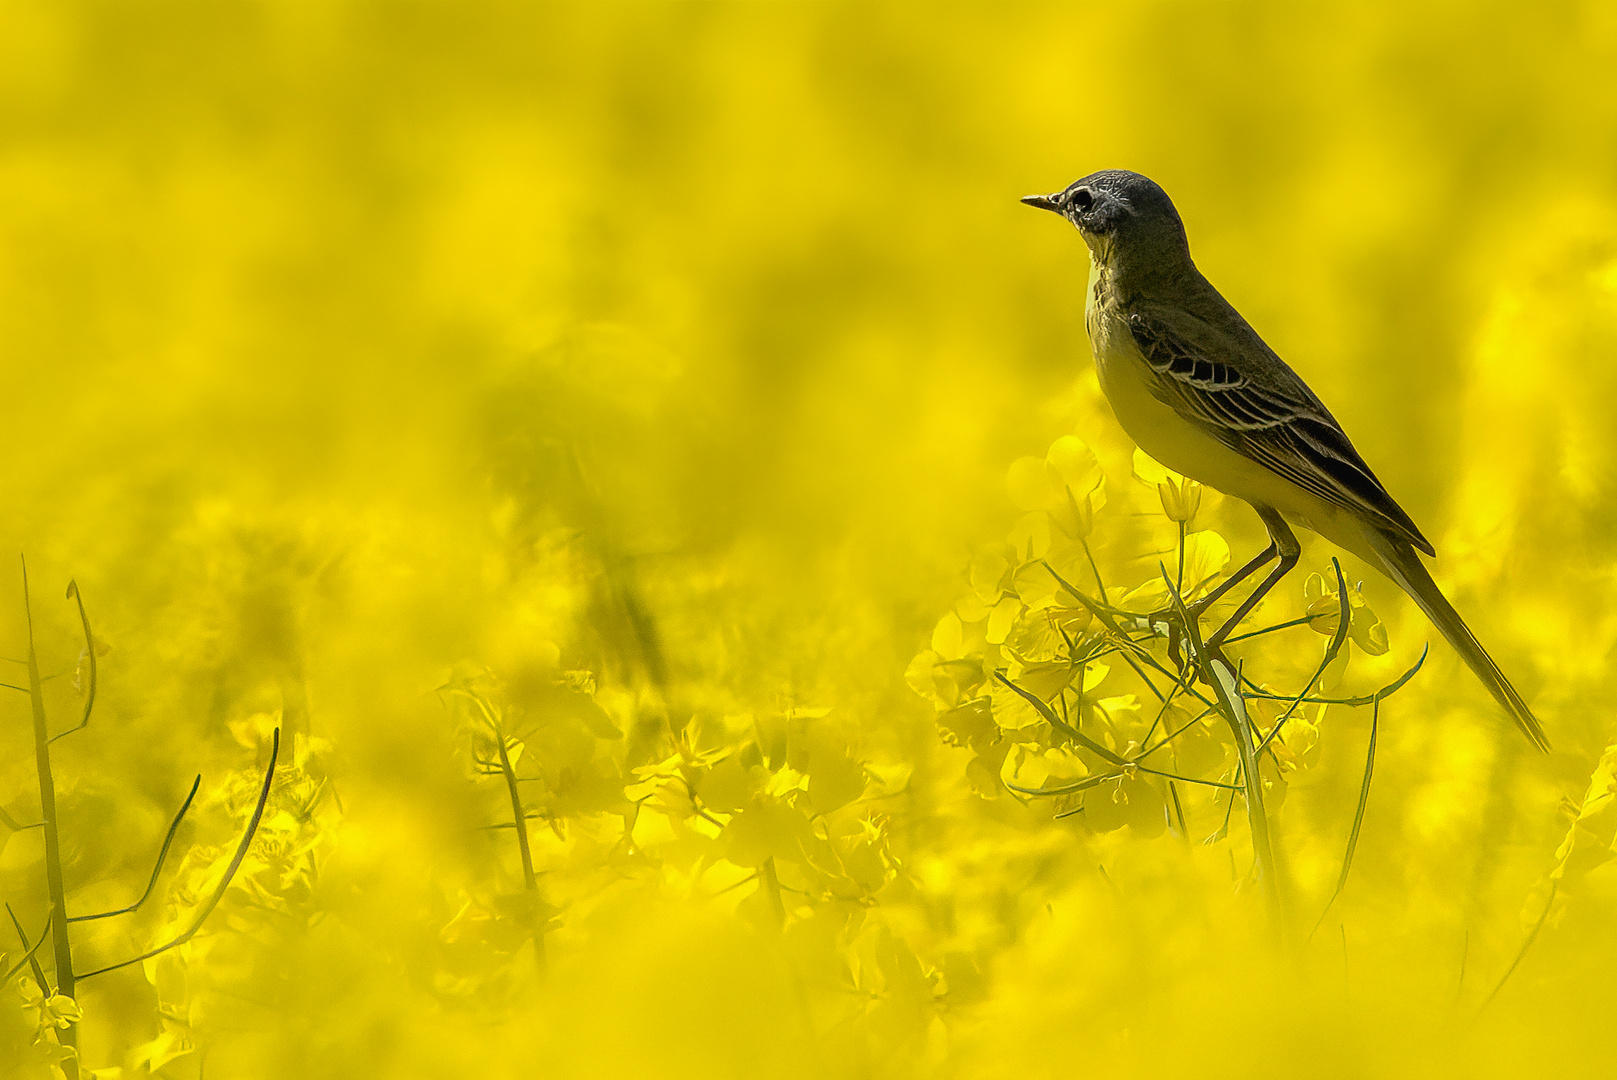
[2,3,1614,1077]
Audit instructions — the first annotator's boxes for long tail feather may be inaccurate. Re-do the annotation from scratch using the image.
[1365,530,1550,752]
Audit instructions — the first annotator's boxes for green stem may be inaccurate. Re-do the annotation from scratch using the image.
[1220,613,1323,645]
[495,731,546,970]
[1483,882,1557,1008]
[23,561,77,1074]
[1207,656,1281,925]
[75,731,280,981]
[1155,562,1283,926]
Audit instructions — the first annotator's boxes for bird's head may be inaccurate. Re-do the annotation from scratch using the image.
[1022,170,1190,276]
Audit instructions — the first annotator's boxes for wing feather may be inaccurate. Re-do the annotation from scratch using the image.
[1126,304,1434,556]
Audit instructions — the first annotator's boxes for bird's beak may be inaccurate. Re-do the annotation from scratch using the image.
[1021,193,1063,214]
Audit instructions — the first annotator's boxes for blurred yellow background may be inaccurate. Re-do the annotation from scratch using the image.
[1,1,1615,1077]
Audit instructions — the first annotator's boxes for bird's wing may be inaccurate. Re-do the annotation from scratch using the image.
[1126,302,1435,555]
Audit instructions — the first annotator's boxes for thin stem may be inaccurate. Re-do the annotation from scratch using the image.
[1482,882,1557,1008]
[1042,561,1136,636]
[480,814,547,831]
[494,726,546,971]
[1157,563,1280,922]
[1206,772,1240,845]
[77,730,281,981]
[673,776,726,829]
[1136,707,1218,762]
[1120,638,1217,711]
[1078,536,1107,597]
[69,776,202,923]
[1253,559,1352,757]
[1138,683,1183,747]
[1041,560,1218,709]
[23,559,76,1070]
[994,671,1126,765]
[1121,648,1168,704]
[1221,613,1326,645]
[1242,645,1428,708]
[1006,769,1122,798]
[5,902,52,993]
[1167,781,1190,844]
[2,912,55,988]
[47,581,96,743]
[447,688,550,967]
[1134,765,1241,791]
[1210,655,1280,921]
[0,806,43,832]
[496,740,537,892]
[712,872,760,898]
[1310,695,1380,939]
[1176,520,1186,595]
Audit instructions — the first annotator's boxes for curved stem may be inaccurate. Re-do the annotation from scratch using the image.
[78,731,280,981]
[1159,563,1282,925]
[69,776,202,923]
[47,581,97,743]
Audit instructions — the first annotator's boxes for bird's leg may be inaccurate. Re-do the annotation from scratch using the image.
[1205,507,1301,648]
[1187,540,1279,619]
[1155,533,1275,668]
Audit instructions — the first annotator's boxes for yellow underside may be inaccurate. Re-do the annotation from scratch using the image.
[1084,275,1380,568]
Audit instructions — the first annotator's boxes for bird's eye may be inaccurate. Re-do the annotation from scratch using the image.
[1071,188,1094,213]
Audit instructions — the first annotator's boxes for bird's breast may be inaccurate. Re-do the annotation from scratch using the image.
[1082,265,1147,418]
[1078,260,1387,566]
[1087,303,1170,446]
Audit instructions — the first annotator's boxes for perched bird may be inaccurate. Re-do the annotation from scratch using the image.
[1022,170,1548,751]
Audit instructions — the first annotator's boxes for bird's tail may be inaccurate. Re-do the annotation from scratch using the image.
[1364,529,1549,752]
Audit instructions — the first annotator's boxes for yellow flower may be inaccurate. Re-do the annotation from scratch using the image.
[1133,448,1203,523]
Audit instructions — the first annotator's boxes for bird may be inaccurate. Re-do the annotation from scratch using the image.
[1021,169,1548,751]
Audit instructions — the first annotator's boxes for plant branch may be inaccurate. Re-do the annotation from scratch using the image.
[1483,882,1558,1008]
[1310,695,1380,939]
[1138,682,1184,746]
[1005,769,1123,798]
[0,806,43,832]
[68,776,202,923]
[1043,560,1222,709]
[48,581,97,743]
[1157,563,1281,922]
[1136,707,1218,762]
[4,902,52,993]
[1167,781,1190,843]
[1221,613,1328,645]
[22,558,77,1059]
[493,722,546,970]
[993,671,1126,765]
[1134,764,1242,791]
[1242,645,1428,708]
[77,729,280,981]
[1253,558,1351,757]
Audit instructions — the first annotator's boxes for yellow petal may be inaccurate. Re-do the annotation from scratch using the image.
[931,612,964,659]
[985,595,1021,645]
[1047,436,1103,492]
[1007,456,1056,511]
